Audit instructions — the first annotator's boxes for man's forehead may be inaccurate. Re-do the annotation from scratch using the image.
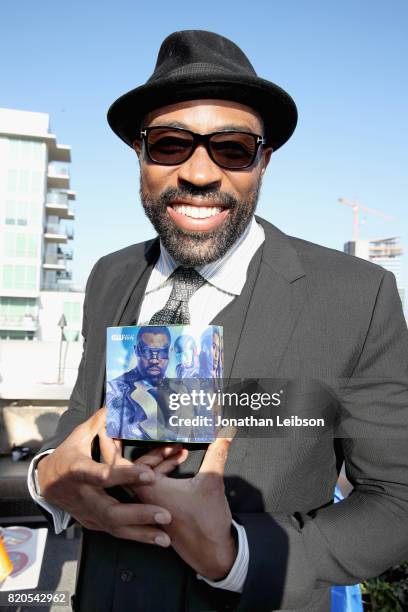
[143,99,264,133]
[140,332,169,346]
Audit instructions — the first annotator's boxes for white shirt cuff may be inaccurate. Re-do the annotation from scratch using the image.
[196,519,249,593]
[27,449,73,534]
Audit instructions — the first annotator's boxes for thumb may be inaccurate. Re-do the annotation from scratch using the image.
[89,406,108,433]
[74,406,107,444]
[199,437,232,478]
[99,423,125,467]
[67,407,108,458]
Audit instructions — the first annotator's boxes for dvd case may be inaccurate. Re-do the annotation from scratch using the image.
[106,324,223,443]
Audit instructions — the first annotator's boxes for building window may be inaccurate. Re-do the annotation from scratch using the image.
[63,301,81,324]
[31,171,42,193]
[6,169,43,195]
[0,297,37,318]
[2,265,13,289]
[7,169,18,192]
[20,169,29,193]
[3,233,38,258]
[63,301,82,341]
[8,139,45,165]
[2,265,37,290]
[4,200,41,226]
[0,330,34,340]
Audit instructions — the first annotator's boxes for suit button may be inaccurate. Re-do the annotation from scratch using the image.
[120,569,134,582]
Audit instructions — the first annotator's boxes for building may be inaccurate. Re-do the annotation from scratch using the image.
[344,236,405,310]
[0,109,85,399]
[0,108,84,343]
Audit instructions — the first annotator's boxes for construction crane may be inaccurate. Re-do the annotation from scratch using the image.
[338,198,395,241]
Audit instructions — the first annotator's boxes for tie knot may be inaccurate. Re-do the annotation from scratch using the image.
[171,266,205,302]
[148,266,206,325]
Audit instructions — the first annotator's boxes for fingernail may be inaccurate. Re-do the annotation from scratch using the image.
[154,534,170,547]
[154,512,170,524]
[139,471,154,483]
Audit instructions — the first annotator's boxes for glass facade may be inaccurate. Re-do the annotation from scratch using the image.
[2,265,37,290]
[3,233,38,258]
[4,199,42,226]
[0,296,37,317]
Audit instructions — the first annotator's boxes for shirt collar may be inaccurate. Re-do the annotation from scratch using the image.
[146,216,265,296]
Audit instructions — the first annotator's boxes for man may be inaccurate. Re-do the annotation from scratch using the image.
[106,326,173,440]
[29,30,408,612]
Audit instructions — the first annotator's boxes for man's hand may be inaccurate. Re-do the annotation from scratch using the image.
[37,408,186,546]
[100,431,236,580]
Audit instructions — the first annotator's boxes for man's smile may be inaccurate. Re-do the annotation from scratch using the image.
[167,199,230,231]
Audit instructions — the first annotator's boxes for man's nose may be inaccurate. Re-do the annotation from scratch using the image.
[177,144,222,190]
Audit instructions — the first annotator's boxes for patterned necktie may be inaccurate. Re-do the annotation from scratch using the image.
[149,266,206,325]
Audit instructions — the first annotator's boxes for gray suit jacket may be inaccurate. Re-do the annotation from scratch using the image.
[42,216,408,612]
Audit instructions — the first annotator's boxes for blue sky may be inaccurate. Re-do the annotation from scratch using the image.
[2,1,407,303]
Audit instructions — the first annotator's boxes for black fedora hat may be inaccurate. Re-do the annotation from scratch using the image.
[107,30,298,151]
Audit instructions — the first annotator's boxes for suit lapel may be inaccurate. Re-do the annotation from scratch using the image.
[210,244,263,380]
[230,216,307,379]
[88,239,160,413]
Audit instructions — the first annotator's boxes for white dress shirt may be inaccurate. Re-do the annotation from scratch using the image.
[28,216,265,593]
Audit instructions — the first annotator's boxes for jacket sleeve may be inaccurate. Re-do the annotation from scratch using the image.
[236,271,408,611]
[39,259,101,453]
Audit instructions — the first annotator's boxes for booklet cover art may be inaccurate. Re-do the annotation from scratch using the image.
[106,324,223,443]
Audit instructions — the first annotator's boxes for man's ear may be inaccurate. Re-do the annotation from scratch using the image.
[260,147,273,177]
[133,139,142,158]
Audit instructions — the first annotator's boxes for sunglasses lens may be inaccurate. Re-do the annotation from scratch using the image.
[147,129,193,164]
[210,132,257,168]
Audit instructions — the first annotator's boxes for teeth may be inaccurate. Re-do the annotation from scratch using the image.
[172,205,223,219]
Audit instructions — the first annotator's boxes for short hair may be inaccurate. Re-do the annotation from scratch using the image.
[136,326,171,345]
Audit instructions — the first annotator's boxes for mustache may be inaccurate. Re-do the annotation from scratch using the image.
[142,185,239,209]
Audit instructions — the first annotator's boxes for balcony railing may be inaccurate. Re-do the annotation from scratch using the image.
[47,165,70,178]
[45,224,67,237]
[56,270,72,281]
[46,191,68,206]
[0,314,39,331]
[43,255,67,268]
[41,284,78,292]
[57,248,73,260]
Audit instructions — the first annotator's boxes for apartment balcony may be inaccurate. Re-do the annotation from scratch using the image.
[42,255,67,271]
[56,270,72,281]
[57,247,73,260]
[47,165,70,189]
[44,224,68,244]
[47,137,72,163]
[0,314,39,332]
[45,192,75,220]
[41,284,78,292]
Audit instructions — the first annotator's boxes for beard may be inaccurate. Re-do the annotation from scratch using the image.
[140,180,261,266]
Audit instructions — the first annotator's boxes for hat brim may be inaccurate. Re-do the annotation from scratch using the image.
[107,73,297,151]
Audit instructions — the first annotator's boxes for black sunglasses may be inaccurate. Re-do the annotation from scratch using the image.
[140,126,266,170]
